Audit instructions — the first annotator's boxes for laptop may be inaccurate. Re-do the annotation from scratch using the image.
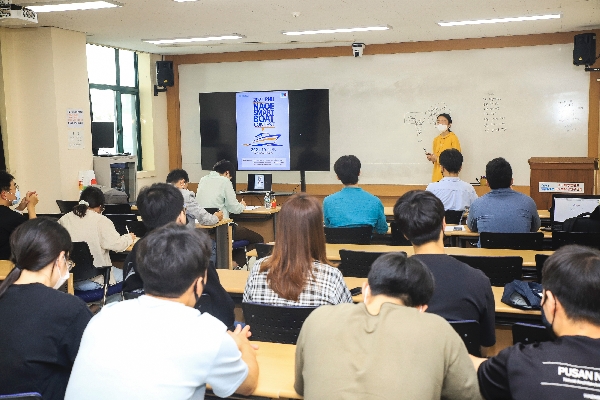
[241,174,273,194]
[551,194,600,231]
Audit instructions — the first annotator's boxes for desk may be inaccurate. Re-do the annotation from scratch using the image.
[246,244,553,268]
[0,260,74,294]
[233,206,281,243]
[443,226,552,247]
[198,219,233,269]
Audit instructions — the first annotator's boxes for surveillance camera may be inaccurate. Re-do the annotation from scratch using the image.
[352,43,365,57]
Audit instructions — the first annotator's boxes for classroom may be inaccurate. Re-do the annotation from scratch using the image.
[1,0,600,399]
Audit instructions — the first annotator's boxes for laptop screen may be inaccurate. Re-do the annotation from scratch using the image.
[247,174,272,192]
[552,195,600,226]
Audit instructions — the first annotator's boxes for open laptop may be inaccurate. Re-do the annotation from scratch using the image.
[551,194,600,231]
[239,173,273,194]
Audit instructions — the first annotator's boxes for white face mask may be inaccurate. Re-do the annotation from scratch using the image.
[53,255,69,290]
[436,124,448,132]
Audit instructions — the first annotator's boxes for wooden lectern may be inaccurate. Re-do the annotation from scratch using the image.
[528,157,598,210]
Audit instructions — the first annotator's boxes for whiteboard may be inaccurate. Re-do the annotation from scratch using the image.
[179,43,588,186]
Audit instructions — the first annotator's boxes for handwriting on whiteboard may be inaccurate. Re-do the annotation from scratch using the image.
[483,93,506,133]
[404,103,451,143]
[558,100,584,133]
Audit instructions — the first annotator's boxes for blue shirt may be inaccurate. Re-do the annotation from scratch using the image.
[426,177,478,211]
[323,187,388,234]
[467,188,541,233]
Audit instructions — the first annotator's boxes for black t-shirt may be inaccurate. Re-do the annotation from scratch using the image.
[0,205,28,260]
[413,254,496,347]
[0,283,92,399]
[478,336,600,399]
[122,239,235,329]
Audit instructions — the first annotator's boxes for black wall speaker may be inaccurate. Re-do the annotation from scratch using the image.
[156,61,174,87]
[573,33,596,66]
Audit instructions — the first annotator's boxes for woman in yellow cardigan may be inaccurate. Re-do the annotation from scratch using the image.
[426,113,461,182]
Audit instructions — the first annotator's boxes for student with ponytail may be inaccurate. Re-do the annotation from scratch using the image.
[59,186,135,290]
[0,218,92,399]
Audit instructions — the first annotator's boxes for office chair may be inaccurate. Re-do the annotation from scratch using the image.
[552,231,600,250]
[444,210,464,225]
[242,303,317,345]
[125,220,147,238]
[449,255,523,287]
[389,221,412,246]
[255,243,274,259]
[512,323,551,345]
[71,242,119,306]
[338,250,390,278]
[103,203,132,214]
[0,393,43,399]
[56,200,78,214]
[535,254,550,283]
[479,232,544,251]
[324,226,373,245]
[104,214,137,235]
[449,320,481,357]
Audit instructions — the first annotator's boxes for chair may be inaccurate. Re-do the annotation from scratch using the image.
[0,393,43,399]
[255,243,274,259]
[449,320,481,356]
[125,220,147,238]
[56,200,78,214]
[70,242,113,306]
[36,213,64,221]
[338,250,389,278]
[242,303,317,344]
[552,231,600,250]
[444,210,464,225]
[389,221,412,246]
[480,232,544,251]
[512,322,551,345]
[104,214,137,235]
[535,254,550,283]
[324,226,373,245]
[103,203,132,214]
[449,255,523,287]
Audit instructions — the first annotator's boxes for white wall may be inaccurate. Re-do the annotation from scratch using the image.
[179,43,589,186]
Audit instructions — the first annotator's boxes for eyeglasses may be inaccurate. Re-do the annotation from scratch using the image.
[66,259,75,271]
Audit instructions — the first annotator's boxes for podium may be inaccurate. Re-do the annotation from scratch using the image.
[528,157,598,210]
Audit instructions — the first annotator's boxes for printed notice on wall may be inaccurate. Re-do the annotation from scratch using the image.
[67,109,84,127]
[236,91,290,170]
[68,130,84,149]
[539,182,584,193]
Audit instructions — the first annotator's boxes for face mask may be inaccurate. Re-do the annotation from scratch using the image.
[436,124,448,132]
[11,189,20,206]
[53,255,69,290]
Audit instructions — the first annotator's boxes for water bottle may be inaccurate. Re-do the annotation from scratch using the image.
[264,192,272,209]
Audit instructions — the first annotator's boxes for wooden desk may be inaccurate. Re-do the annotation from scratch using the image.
[443,226,552,247]
[197,219,233,270]
[0,260,74,294]
[246,244,553,267]
[233,206,281,243]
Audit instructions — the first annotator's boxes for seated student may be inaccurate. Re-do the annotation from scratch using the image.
[166,168,223,226]
[244,193,352,306]
[472,244,600,400]
[0,219,92,399]
[196,159,263,267]
[59,186,135,290]
[65,224,258,399]
[426,148,477,211]
[323,155,388,234]
[394,190,496,348]
[295,252,481,399]
[0,170,39,259]
[467,157,540,233]
[122,183,235,329]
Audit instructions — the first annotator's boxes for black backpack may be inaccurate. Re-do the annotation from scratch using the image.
[563,205,600,233]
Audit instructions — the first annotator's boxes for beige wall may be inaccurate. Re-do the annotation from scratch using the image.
[0,27,92,213]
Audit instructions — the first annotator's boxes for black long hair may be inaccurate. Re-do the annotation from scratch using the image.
[437,113,453,132]
[0,219,72,299]
[73,186,105,218]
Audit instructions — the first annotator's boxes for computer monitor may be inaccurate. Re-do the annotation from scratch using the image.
[551,194,600,231]
[247,174,272,192]
[92,121,115,155]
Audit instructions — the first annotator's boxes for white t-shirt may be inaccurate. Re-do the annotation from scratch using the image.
[65,296,248,400]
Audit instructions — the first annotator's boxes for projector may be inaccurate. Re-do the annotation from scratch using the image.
[0,0,38,26]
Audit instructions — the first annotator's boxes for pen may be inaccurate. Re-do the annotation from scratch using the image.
[126,225,130,234]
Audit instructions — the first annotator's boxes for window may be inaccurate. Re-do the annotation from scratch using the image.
[86,44,142,169]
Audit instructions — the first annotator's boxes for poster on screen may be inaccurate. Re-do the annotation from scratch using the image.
[539,182,584,193]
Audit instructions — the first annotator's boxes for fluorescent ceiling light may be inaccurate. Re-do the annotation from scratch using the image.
[283,26,390,36]
[28,1,120,12]
[144,35,244,45]
[438,14,560,27]
[173,0,197,2]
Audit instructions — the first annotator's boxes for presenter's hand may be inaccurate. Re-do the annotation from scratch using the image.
[214,210,224,220]
[426,153,436,163]
[240,199,247,208]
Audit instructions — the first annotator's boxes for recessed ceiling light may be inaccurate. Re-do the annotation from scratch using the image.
[438,14,560,27]
[143,35,244,45]
[283,26,390,36]
[27,1,120,12]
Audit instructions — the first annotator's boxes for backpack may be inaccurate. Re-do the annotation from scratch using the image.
[562,205,600,233]
[501,280,543,310]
